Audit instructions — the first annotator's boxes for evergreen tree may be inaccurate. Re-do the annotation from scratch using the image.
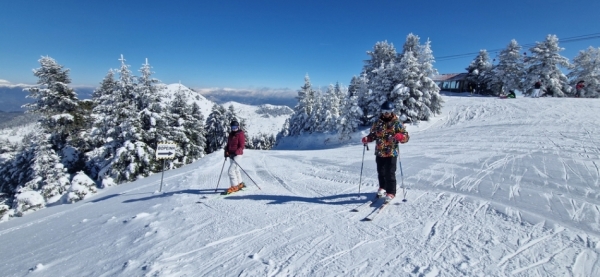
[19,132,70,204]
[337,89,362,141]
[524,34,571,97]
[363,42,399,123]
[276,118,291,142]
[288,75,316,136]
[185,102,207,159]
[66,171,97,203]
[396,51,428,121]
[23,56,85,172]
[567,46,600,98]
[307,89,323,133]
[466,50,493,94]
[205,104,228,153]
[23,57,80,150]
[319,84,340,133]
[364,41,398,83]
[137,59,167,151]
[348,73,370,125]
[0,132,37,203]
[88,55,151,183]
[367,61,397,123]
[418,38,439,78]
[395,34,443,122]
[400,33,420,62]
[88,70,118,149]
[166,86,206,166]
[489,40,526,95]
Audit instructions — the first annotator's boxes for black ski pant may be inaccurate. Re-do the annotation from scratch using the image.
[376,156,397,195]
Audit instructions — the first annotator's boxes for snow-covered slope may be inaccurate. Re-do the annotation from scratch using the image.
[163,84,291,137]
[223,101,292,138]
[1,95,599,276]
[162,83,216,118]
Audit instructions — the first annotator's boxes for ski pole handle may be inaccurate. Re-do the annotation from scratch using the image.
[364,144,369,151]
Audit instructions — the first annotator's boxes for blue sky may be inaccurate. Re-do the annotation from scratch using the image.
[1,0,599,91]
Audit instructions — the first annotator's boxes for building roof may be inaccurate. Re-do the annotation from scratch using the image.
[432,73,468,82]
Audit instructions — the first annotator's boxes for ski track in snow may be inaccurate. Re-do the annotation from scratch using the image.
[1,96,600,276]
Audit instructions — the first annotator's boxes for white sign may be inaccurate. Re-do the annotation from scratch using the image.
[156,143,176,159]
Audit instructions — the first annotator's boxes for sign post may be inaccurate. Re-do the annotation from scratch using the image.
[156,143,176,192]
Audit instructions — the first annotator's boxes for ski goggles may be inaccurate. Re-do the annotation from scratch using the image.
[231,125,239,130]
[381,109,393,114]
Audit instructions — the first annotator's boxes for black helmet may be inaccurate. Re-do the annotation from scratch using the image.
[380,101,394,111]
[230,120,239,127]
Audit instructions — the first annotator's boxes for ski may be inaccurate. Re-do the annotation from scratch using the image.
[197,188,247,203]
[350,196,381,212]
[363,198,394,221]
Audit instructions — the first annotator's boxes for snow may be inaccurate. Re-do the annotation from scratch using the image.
[162,83,292,138]
[1,94,600,276]
[223,101,292,138]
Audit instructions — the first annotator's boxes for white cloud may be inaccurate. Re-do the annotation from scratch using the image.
[0,79,35,88]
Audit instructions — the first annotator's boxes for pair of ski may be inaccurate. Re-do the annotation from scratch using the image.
[351,195,394,221]
[196,187,247,203]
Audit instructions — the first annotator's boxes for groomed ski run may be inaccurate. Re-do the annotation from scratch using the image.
[1,96,599,276]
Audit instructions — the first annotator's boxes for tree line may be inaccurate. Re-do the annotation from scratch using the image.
[466,34,599,97]
[0,55,273,218]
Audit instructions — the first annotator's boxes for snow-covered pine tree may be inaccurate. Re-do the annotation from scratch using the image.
[489,39,526,95]
[307,89,323,133]
[185,102,207,160]
[363,42,399,123]
[137,59,167,151]
[364,41,398,83]
[246,133,275,150]
[319,84,340,133]
[396,50,430,121]
[367,61,397,124]
[466,50,493,94]
[66,171,97,203]
[205,104,228,153]
[165,85,202,166]
[0,132,37,209]
[416,40,444,118]
[288,75,316,136]
[105,55,153,183]
[337,87,362,141]
[524,34,571,97]
[225,105,246,130]
[20,132,71,205]
[276,118,291,142]
[23,56,85,171]
[400,33,421,62]
[418,38,439,78]
[567,46,600,98]
[88,70,117,149]
[348,73,370,125]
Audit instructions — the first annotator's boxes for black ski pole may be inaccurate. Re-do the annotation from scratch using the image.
[214,157,227,192]
[230,158,262,190]
[358,143,369,194]
[399,155,407,202]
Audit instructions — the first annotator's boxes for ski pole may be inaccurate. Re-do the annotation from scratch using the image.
[358,144,369,194]
[399,155,407,202]
[230,158,262,190]
[214,158,227,192]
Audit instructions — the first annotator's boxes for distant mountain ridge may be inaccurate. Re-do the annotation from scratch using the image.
[0,83,291,141]
[0,85,95,112]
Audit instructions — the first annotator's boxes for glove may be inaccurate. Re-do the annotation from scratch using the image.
[224,151,229,158]
[395,132,409,144]
[361,136,371,144]
[394,133,405,142]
